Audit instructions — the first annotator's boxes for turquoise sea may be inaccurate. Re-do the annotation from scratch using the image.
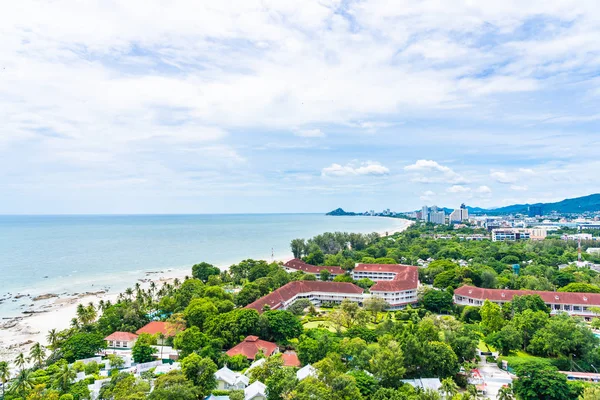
[0,214,409,317]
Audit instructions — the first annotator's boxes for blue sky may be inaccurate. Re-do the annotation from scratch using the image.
[1,0,600,214]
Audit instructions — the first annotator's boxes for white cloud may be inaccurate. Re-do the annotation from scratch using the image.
[511,185,528,191]
[294,128,325,138]
[447,185,471,193]
[322,161,390,177]
[404,160,468,184]
[420,190,436,201]
[490,171,517,184]
[475,186,492,194]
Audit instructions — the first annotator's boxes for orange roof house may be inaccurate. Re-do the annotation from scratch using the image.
[136,321,181,337]
[226,336,279,360]
[282,351,301,367]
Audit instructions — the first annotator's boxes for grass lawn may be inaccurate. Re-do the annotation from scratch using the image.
[302,320,338,332]
[478,339,496,353]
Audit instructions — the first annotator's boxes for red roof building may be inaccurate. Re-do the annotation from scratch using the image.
[283,259,344,278]
[104,332,138,349]
[454,285,600,319]
[352,264,419,308]
[136,321,181,337]
[245,280,364,313]
[226,336,279,360]
[282,351,302,367]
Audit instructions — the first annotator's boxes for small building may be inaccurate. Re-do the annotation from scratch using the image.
[104,332,138,349]
[136,321,182,344]
[296,365,317,381]
[353,264,419,310]
[283,259,344,280]
[226,336,279,360]
[281,351,301,367]
[401,378,442,392]
[215,366,249,390]
[245,381,267,400]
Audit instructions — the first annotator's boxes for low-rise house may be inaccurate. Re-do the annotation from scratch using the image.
[296,365,317,381]
[281,351,301,367]
[283,259,344,280]
[104,332,138,349]
[136,321,182,344]
[215,366,250,390]
[400,378,442,392]
[454,285,600,320]
[226,336,279,360]
[245,381,267,400]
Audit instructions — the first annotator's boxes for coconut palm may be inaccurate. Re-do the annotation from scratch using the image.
[440,377,459,399]
[28,343,46,370]
[497,385,514,400]
[54,364,76,393]
[46,329,59,350]
[9,369,33,397]
[0,361,10,399]
[125,287,134,300]
[13,353,26,372]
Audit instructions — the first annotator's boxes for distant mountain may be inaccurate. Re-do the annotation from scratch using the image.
[326,208,358,216]
[475,193,600,215]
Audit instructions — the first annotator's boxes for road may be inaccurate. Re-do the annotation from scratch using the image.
[477,361,514,399]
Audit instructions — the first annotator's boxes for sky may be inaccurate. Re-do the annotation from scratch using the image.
[1,1,600,214]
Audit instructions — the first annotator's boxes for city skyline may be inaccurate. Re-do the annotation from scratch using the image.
[2,1,600,214]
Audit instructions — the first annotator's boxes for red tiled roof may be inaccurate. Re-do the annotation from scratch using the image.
[284,259,344,275]
[282,351,301,367]
[105,331,138,341]
[363,265,419,293]
[454,285,600,306]
[136,321,181,337]
[245,281,364,313]
[226,336,278,360]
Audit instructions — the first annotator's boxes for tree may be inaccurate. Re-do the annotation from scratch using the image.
[580,386,600,400]
[508,295,550,315]
[180,353,217,397]
[47,329,60,351]
[261,310,303,343]
[184,298,218,329]
[192,262,221,282]
[421,289,453,313]
[288,376,331,400]
[287,299,312,316]
[8,369,34,398]
[132,333,157,363]
[558,282,600,293]
[421,341,459,378]
[511,310,548,349]
[320,269,331,281]
[440,377,458,399]
[0,361,9,399]
[54,364,76,393]
[235,283,263,307]
[333,274,354,283]
[480,300,504,335]
[497,385,514,400]
[204,309,260,348]
[173,326,209,358]
[61,332,106,363]
[107,354,125,369]
[148,371,199,400]
[511,361,571,400]
[363,297,389,322]
[486,324,523,356]
[14,352,26,372]
[369,339,406,388]
[528,313,598,358]
[347,370,379,398]
[29,343,46,370]
[265,366,297,400]
[291,239,307,259]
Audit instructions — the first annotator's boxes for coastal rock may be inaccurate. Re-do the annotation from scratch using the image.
[22,310,49,315]
[14,294,29,299]
[33,293,58,301]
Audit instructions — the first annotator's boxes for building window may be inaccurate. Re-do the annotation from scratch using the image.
[564,305,571,311]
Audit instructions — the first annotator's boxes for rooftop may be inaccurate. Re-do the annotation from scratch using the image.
[136,321,181,337]
[284,259,344,275]
[225,336,278,360]
[455,285,600,305]
[104,332,138,342]
[245,280,364,313]
[357,264,419,292]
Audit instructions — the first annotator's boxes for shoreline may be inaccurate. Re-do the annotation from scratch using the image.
[0,218,412,362]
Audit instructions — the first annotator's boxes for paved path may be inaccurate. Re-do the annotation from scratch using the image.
[477,362,514,399]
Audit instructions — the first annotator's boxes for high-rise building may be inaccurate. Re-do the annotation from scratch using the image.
[450,204,469,222]
[421,206,429,222]
[429,210,446,225]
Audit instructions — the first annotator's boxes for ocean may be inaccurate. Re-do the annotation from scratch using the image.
[0,214,409,317]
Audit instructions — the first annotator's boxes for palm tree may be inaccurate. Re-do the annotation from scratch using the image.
[440,377,458,399]
[14,353,26,372]
[0,361,10,399]
[28,343,46,370]
[46,329,59,350]
[497,385,514,400]
[9,369,33,398]
[54,364,76,393]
